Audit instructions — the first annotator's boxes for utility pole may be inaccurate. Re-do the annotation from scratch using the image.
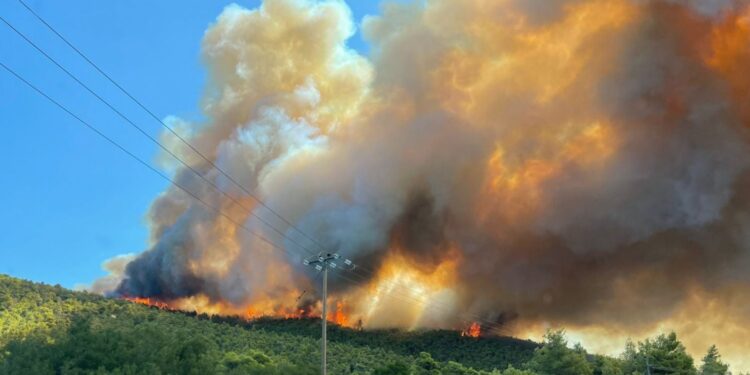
[321,261,328,375]
[304,253,354,375]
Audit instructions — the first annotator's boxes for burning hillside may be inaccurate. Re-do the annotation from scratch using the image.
[462,323,482,338]
[95,0,750,370]
[123,294,352,326]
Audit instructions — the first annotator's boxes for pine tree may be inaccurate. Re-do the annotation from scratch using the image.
[621,340,639,375]
[525,330,593,375]
[620,332,696,375]
[700,345,728,375]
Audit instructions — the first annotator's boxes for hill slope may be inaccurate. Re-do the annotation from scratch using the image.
[0,274,536,374]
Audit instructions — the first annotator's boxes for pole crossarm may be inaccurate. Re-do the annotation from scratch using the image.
[304,253,339,268]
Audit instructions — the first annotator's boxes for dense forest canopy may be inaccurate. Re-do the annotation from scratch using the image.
[0,275,740,374]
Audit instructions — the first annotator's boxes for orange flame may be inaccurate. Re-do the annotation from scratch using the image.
[123,296,170,310]
[330,301,348,326]
[462,322,481,338]
[246,305,312,320]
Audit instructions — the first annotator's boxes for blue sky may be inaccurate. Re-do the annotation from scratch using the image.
[0,0,383,288]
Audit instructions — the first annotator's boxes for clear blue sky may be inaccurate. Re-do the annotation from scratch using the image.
[0,0,382,288]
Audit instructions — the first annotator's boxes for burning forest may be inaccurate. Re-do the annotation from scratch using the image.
[90,0,750,369]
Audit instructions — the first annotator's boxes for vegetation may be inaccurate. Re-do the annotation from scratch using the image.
[524,331,592,375]
[0,274,528,374]
[0,274,738,374]
[248,317,536,370]
[699,345,728,375]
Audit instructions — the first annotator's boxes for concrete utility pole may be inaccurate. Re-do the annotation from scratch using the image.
[304,253,354,375]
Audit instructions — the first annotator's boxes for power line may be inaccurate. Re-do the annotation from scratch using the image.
[10,1,457,302]
[17,0,327,255]
[3,51,511,336]
[0,61,299,263]
[2,11,445,316]
[11,3,468,300]
[0,14,318,258]
[2,9,460,317]
[0,36,505,335]
[1,12,469,326]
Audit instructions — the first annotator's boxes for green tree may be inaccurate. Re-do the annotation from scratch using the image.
[373,360,412,375]
[621,332,696,375]
[593,355,623,375]
[501,365,538,375]
[441,361,481,375]
[220,350,266,373]
[525,330,593,375]
[415,352,440,374]
[699,345,728,375]
[620,340,638,375]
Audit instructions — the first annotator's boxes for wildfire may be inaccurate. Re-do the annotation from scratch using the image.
[100,0,750,371]
[123,296,170,310]
[246,306,312,320]
[351,249,461,330]
[122,291,355,327]
[462,322,481,338]
[121,251,459,333]
[330,301,348,326]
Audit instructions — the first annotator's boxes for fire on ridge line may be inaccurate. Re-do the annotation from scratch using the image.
[122,251,482,337]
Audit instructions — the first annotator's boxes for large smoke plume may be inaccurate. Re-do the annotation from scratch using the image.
[98,0,750,369]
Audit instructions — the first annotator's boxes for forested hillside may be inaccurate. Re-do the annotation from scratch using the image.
[0,274,533,374]
[0,275,736,374]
